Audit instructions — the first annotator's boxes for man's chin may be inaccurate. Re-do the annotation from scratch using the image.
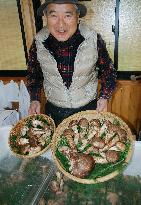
[54,34,70,42]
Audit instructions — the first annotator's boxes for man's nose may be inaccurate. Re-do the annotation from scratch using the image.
[58,17,65,28]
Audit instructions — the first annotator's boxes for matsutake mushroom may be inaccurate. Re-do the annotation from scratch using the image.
[78,118,89,128]
[78,118,89,139]
[105,150,120,163]
[59,133,95,178]
[87,119,101,140]
[63,128,75,137]
[60,146,95,178]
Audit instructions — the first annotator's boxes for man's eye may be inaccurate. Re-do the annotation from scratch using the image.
[50,14,57,17]
[66,14,72,18]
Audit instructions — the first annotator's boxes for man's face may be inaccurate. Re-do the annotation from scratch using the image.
[44,3,79,41]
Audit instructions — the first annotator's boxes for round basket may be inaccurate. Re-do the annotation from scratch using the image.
[51,110,134,184]
[9,114,56,158]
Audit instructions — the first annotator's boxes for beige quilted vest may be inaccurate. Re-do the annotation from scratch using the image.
[35,22,98,108]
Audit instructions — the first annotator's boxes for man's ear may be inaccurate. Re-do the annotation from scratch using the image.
[78,17,81,24]
[43,10,47,17]
[77,15,80,24]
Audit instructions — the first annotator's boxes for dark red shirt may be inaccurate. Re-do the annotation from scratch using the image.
[27,30,117,102]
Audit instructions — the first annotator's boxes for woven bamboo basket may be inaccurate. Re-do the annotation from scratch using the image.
[51,110,134,184]
[9,114,55,158]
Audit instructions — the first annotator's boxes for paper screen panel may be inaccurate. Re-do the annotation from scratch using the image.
[118,0,141,71]
[82,0,115,63]
[0,0,26,70]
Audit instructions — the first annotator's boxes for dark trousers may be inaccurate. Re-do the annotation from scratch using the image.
[45,99,97,126]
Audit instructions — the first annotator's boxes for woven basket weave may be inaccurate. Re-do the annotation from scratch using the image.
[51,110,134,184]
[9,114,56,158]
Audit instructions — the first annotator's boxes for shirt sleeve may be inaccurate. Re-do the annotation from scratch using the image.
[26,40,44,102]
[96,33,117,99]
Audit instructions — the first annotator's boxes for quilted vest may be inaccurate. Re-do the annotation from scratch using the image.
[35,22,98,108]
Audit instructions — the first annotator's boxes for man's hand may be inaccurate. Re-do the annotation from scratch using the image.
[96,98,108,112]
[28,101,41,115]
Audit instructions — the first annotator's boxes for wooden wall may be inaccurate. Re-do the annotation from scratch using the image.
[108,80,141,135]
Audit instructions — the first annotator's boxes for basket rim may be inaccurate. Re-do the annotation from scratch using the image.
[51,110,135,184]
[9,114,56,159]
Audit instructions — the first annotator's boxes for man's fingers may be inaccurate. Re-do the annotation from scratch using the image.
[28,101,41,115]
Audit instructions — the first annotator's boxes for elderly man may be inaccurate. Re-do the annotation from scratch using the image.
[27,0,117,125]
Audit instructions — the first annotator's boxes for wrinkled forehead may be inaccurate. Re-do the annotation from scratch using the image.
[44,3,79,14]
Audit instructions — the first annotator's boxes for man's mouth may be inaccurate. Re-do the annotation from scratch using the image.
[58,30,65,33]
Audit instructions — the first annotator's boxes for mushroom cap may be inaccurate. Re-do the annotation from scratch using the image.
[106,150,119,163]
[68,120,78,128]
[63,128,75,137]
[116,142,126,151]
[117,128,127,143]
[89,119,101,127]
[71,153,95,178]
[78,118,89,127]
[92,138,105,149]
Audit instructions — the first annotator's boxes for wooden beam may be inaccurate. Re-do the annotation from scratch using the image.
[20,0,36,51]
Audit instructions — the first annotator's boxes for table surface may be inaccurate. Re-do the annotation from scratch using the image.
[0,127,141,205]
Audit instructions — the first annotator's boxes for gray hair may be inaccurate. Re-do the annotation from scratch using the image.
[43,4,80,16]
